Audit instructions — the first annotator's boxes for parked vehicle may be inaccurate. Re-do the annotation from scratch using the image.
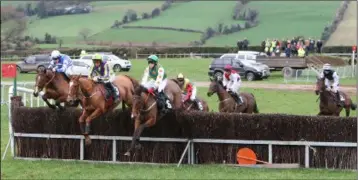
[76,52,131,72]
[208,56,270,81]
[71,60,91,76]
[16,54,51,73]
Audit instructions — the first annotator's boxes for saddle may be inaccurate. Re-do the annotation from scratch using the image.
[96,82,115,102]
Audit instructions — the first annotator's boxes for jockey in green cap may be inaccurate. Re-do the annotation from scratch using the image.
[140,54,172,113]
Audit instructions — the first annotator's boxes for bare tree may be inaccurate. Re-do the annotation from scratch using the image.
[1,6,27,43]
[78,28,91,41]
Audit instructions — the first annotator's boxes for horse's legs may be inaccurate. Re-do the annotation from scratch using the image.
[42,95,56,109]
[83,108,102,145]
[345,107,350,117]
[78,110,88,136]
[125,117,156,156]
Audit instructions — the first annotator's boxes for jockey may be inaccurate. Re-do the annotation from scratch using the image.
[177,73,203,111]
[140,54,172,113]
[319,63,344,107]
[222,64,242,104]
[48,50,74,78]
[88,53,119,102]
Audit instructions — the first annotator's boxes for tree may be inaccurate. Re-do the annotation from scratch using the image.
[78,28,91,41]
[1,6,27,44]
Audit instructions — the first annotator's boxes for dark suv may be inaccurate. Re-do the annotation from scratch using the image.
[16,54,51,73]
[208,56,270,81]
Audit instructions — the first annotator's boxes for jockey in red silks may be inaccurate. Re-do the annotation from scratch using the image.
[223,64,243,104]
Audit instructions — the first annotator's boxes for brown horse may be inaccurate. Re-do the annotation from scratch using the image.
[66,74,139,145]
[33,69,81,109]
[124,79,183,156]
[315,77,356,117]
[171,78,209,112]
[207,77,259,113]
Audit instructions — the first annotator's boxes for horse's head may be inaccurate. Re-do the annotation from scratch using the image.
[131,85,155,120]
[315,76,325,95]
[67,75,81,105]
[207,76,223,97]
[33,68,54,97]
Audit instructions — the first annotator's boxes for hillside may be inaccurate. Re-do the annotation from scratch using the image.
[206,1,341,46]
[1,1,344,48]
[325,1,357,46]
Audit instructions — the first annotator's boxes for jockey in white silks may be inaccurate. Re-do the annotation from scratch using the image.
[222,64,243,104]
[319,63,344,106]
[48,50,74,78]
[140,54,172,113]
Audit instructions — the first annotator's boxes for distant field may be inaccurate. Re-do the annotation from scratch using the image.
[128,1,245,31]
[90,28,202,44]
[206,1,341,46]
[325,1,357,46]
[25,1,162,41]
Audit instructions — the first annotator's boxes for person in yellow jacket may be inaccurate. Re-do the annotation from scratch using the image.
[176,73,203,111]
[298,47,306,58]
[88,53,119,102]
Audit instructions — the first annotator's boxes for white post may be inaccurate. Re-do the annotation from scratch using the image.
[352,50,355,78]
[8,86,14,157]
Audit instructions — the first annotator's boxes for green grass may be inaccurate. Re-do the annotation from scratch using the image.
[206,1,340,46]
[25,1,162,40]
[2,58,356,86]
[90,28,202,44]
[128,1,246,31]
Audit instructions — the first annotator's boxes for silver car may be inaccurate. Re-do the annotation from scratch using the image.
[16,54,51,73]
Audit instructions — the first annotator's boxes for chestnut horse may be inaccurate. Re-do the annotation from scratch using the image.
[33,69,81,109]
[315,77,356,117]
[207,77,259,113]
[67,74,139,145]
[124,80,183,156]
[171,78,209,112]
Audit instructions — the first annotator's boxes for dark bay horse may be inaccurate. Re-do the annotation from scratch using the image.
[124,79,183,156]
[315,77,356,117]
[66,74,139,145]
[207,77,259,113]
[171,78,209,112]
[33,69,81,109]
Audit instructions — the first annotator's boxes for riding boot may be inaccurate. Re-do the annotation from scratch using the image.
[193,99,203,111]
[336,92,344,107]
[159,91,171,113]
[235,93,242,105]
[110,83,120,102]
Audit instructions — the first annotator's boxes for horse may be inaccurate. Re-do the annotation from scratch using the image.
[66,74,139,145]
[33,69,81,109]
[171,78,209,112]
[206,77,259,113]
[315,77,356,117]
[124,79,183,156]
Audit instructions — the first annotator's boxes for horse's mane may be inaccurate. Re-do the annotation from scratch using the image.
[124,75,140,90]
[170,78,180,85]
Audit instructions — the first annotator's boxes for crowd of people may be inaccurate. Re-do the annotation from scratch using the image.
[237,37,324,58]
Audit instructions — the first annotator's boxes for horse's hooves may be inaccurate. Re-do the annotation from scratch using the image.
[135,143,142,150]
[85,137,92,146]
[124,152,131,156]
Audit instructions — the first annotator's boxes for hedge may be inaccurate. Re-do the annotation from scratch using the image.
[10,97,357,169]
[1,46,356,59]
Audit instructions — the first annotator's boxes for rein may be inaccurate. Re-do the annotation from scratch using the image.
[44,72,56,89]
[139,92,157,113]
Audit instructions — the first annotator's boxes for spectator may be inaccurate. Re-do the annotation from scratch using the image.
[242,38,249,50]
[281,38,287,51]
[237,40,243,50]
[298,46,306,57]
[264,38,271,56]
[309,37,315,53]
[261,40,266,52]
[285,44,291,57]
[316,39,323,53]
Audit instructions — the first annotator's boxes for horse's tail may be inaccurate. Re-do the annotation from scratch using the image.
[350,100,357,110]
[251,93,259,113]
[124,75,140,91]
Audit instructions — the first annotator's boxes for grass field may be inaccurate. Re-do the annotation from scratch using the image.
[206,1,341,46]
[25,1,162,43]
[325,1,357,46]
[3,1,348,47]
[90,28,202,44]
[2,58,356,86]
